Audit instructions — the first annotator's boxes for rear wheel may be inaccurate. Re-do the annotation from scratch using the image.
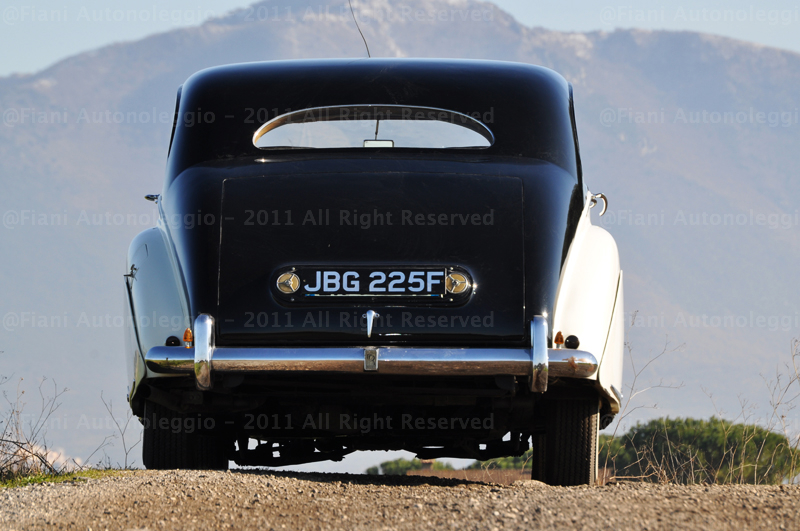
[531,396,599,486]
[142,401,230,470]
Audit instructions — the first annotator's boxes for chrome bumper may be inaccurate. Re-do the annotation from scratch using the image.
[144,315,598,392]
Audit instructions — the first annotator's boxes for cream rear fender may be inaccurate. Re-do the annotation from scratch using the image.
[600,272,625,412]
[553,191,624,412]
[123,279,145,407]
[125,225,191,413]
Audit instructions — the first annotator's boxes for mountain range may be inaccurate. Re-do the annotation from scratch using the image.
[1,0,798,469]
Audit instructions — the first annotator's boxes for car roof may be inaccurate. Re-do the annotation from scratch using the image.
[167,59,579,181]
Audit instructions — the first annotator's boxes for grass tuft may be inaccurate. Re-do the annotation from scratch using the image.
[0,469,125,489]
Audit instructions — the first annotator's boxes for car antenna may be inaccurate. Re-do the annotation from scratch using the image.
[348,0,371,57]
[374,119,380,139]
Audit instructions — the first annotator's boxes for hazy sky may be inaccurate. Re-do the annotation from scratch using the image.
[2,0,800,76]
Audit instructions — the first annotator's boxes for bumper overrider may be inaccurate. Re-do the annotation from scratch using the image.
[144,315,598,392]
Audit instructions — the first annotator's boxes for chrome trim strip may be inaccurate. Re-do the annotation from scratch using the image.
[530,316,549,392]
[148,346,597,380]
[148,346,533,376]
[376,348,532,375]
[193,314,215,391]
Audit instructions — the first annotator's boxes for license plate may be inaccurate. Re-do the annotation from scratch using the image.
[274,266,471,301]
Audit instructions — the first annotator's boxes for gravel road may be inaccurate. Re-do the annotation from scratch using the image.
[2,469,799,530]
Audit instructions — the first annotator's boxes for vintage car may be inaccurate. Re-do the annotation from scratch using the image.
[124,59,624,486]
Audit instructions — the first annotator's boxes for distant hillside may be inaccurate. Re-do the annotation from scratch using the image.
[1,0,798,463]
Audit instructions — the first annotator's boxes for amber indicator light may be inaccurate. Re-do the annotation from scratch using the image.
[183,328,194,348]
[554,331,564,348]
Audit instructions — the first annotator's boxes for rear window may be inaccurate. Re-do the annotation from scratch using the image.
[253,105,493,150]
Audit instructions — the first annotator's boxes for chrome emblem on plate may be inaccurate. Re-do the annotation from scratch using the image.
[276,272,300,294]
[364,347,378,371]
[445,272,470,294]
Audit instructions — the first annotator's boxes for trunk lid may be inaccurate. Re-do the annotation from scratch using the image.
[217,171,524,346]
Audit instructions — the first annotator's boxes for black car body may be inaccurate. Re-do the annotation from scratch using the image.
[125,59,624,486]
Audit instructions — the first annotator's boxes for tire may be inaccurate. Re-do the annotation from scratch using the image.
[531,397,599,486]
[530,432,547,482]
[142,401,229,470]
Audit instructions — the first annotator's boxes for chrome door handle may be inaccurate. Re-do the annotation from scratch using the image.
[590,193,608,216]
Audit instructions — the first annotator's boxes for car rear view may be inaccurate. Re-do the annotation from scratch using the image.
[124,59,624,486]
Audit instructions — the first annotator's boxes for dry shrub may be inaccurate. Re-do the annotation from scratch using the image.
[0,377,71,480]
[601,337,800,485]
